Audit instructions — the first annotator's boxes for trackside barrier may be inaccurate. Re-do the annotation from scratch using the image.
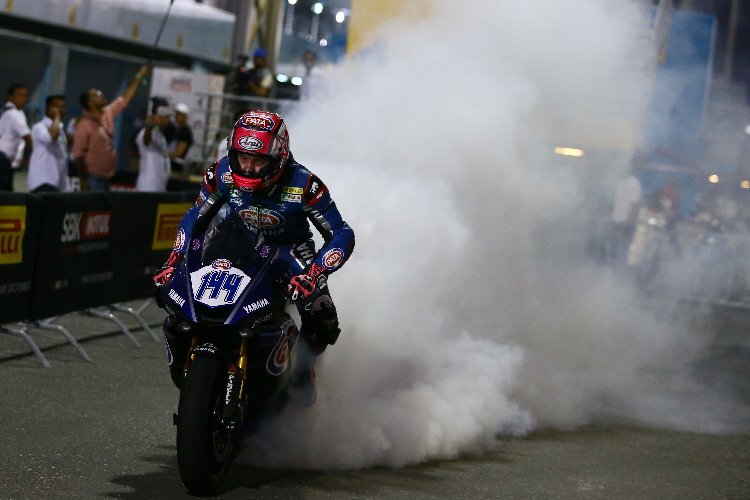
[1,191,195,366]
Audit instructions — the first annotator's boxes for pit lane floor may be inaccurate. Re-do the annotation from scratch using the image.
[0,300,748,499]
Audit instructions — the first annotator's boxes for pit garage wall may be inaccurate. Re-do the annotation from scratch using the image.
[2,0,235,65]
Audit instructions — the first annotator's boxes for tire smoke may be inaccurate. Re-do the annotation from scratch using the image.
[238,0,744,470]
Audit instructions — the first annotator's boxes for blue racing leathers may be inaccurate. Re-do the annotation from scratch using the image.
[171,156,354,352]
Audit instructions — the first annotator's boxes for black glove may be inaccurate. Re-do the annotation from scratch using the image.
[153,250,183,288]
[287,262,327,302]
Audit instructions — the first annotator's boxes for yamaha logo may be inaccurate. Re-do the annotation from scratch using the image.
[238,136,263,151]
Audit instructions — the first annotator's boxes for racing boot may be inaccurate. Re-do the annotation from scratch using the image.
[291,294,341,407]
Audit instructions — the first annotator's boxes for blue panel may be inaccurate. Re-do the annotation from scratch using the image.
[643,11,716,157]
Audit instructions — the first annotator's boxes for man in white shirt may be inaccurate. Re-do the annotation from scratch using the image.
[0,83,32,191]
[135,105,172,192]
[610,173,643,264]
[28,95,69,193]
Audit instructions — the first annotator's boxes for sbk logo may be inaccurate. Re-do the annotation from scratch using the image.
[60,211,112,243]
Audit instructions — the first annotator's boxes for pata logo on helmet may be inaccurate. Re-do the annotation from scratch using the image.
[240,114,275,131]
[238,136,264,151]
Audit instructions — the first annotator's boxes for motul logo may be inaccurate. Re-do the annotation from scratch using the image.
[60,211,112,242]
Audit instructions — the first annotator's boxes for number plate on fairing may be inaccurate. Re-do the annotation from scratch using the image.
[190,259,251,307]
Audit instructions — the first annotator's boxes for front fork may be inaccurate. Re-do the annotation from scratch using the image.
[182,336,249,431]
[222,338,249,431]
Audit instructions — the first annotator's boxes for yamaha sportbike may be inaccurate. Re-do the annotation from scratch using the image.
[157,209,300,494]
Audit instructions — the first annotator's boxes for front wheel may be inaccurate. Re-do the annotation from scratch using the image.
[176,356,233,495]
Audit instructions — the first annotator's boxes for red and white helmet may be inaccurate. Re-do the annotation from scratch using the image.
[227,110,290,193]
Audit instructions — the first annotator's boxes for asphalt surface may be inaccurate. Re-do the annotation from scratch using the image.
[0,300,749,499]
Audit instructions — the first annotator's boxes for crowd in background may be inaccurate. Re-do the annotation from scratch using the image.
[0,45,320,194]
[0,66,194,194]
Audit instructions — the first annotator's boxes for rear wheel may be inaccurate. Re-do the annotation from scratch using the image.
[176,356,233,495]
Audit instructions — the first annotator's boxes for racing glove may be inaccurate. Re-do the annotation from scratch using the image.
[287,262,327,302]
[153,250,183,288]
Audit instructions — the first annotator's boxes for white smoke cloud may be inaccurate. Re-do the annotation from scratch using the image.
[238,0,738,469]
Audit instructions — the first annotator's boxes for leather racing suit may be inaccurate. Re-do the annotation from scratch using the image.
[162,155,355,387]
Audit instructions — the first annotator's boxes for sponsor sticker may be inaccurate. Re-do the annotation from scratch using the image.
[193,343,218,356]
[0,206,25,265]
[266,320,299,376]
[238,136,264,151]
[152,203,192,250]
[282,186,303,195]
[212,259,232,270]
[239,113,275,131]
[204,166,218,192]
[239,207,284,228]
[168,289,186,307]
[302,175,327,206]
[173,229,185,251]
[243,297,270,314]
[322,248,344,270]
[60,211,112,243]
[281,193,301,203]
[221,172,233,183]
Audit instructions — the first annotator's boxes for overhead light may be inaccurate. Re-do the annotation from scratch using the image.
[319,38,328,47]
[554,147,584,157]
[708,174,719,184]
[312,2,323,14]
[288,0,297,4]
[740,180,750,189]
[336,11,345,23]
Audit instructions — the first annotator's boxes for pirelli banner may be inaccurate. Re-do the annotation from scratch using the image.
[0,194,42,323]
[28,191,195,320]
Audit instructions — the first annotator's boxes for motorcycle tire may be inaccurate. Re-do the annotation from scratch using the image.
[176,356,233,495]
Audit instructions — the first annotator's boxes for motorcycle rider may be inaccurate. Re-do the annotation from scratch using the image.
[154,110,355,406]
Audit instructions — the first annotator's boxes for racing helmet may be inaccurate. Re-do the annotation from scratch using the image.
[227,110,290,193]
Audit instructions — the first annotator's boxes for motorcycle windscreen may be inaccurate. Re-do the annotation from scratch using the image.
[172,210,276,324]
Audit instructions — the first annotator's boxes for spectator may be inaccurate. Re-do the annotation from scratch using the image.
[0,83,32,191]
[28,95,69,193]
[302,50,318,78]
[135,105,171,192]
[72,65,149,191]
[168,102,193,174]
[610,172,642,265]
[245,48,274,98]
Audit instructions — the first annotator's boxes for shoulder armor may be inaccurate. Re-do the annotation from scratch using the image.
[204,162,219,193]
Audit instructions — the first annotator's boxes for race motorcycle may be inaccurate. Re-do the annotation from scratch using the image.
[156,208,300,495]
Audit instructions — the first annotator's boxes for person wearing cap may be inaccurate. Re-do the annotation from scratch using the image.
[245,47,274,98]
[72,65,150,191]
[168,102,193,174]
[135,105,171,192]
